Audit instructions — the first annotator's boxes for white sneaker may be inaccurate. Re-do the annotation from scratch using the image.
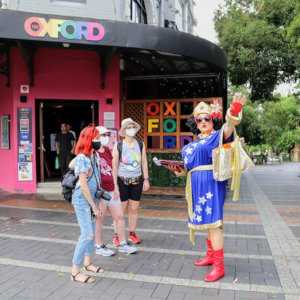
[118,242,138,254]
[95,245,115,257]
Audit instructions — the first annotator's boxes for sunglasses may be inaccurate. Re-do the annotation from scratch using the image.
[195,116,212,123]
[100,133,111,137]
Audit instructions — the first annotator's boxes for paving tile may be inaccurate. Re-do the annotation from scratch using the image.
[152,284,172,298]
[0,163,300,300]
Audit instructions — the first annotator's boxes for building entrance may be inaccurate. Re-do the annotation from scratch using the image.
[36,100,98,182]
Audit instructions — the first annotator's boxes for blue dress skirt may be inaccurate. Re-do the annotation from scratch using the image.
[182,130,228,241]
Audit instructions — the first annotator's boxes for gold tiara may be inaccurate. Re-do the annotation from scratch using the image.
[193,102,212,116]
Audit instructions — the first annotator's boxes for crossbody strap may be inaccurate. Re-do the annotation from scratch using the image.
[90,153,101,189]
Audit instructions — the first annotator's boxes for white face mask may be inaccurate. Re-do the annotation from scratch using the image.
[125,128,137,137]
[100,136,109,146]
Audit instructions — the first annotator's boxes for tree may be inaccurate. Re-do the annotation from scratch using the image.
[215,0,299,100]
[287,2,300,74]
[260,96,300,150]
[236,102,264,145]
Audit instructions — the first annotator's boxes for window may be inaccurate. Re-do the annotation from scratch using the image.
[130,0,147,24]
[174,0,184,31]
[155,0,161,26]
[51,0,86,5]
[187,6,193,33]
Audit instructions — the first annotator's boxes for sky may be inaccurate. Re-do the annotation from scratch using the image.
[194,0,224,43]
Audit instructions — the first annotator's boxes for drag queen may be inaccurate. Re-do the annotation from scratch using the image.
[173,94,246,282]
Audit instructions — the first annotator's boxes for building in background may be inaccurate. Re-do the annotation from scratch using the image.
[0,1,226,192]
[3,0,196,33]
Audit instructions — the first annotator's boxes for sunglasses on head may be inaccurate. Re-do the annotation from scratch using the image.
[195,116,212,123]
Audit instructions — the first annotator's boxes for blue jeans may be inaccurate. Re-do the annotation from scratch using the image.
[72,201,95,267]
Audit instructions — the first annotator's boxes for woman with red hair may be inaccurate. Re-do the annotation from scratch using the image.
[70,125,103,283]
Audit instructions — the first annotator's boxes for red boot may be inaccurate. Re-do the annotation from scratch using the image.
[204,248,225,282]
[194,239,214,267]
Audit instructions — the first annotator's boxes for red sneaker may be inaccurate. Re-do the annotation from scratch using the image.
[128,232,141,244]
[112,234,120,247]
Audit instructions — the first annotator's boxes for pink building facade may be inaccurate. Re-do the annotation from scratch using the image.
[0,10,227,191]
[0,47,120,193]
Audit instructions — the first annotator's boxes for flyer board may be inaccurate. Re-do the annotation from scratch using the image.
[17,108,33,181]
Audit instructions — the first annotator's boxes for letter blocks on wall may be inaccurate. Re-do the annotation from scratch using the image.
[143,99,217,151]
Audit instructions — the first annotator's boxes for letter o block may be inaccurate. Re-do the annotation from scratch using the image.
[147,102,160,116]
[163,118,176,133]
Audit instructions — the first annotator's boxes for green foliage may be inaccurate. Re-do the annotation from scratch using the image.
[247,144,272,154]
[275,128,300,153]
[287,2,300,72]
[245,144,270,164]
[215,0,299,100]
[260,96,300,148]
[235,95,300,157]
[236,101,264,144]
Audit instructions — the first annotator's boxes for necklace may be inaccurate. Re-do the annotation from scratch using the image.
[198,130,215,139]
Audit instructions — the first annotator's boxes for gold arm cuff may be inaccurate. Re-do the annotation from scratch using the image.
[226,109,242,127]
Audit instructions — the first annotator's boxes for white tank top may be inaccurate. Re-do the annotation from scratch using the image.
[118,140,142,178]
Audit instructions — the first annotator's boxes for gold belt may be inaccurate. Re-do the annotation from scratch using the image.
[185,164,213,245]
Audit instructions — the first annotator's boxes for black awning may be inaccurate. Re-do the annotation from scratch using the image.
[0,10,227,71]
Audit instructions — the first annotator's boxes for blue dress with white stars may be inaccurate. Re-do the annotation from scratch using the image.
[182,130,228,231]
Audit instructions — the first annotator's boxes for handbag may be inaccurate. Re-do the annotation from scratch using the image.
[212,126,235,181]
[212,125,254,201]
[212,125,254,183]
[61,155,93,202]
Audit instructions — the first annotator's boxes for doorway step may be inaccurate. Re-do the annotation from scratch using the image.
[37,182,63,201]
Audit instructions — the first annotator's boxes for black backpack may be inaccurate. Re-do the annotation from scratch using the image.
[61,169,78,202]
[61,155,98,202]
[117,139,143,160]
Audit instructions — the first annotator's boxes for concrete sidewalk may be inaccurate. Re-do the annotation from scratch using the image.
[0,163,299,300]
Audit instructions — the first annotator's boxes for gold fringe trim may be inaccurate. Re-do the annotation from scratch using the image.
[230,135,242,202]
[188,220,223,245]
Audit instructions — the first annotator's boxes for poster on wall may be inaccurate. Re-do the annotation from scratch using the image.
[17,108,33,181]
[0,115,10,149]
[108,129,118,151]
[104,112,115,129]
